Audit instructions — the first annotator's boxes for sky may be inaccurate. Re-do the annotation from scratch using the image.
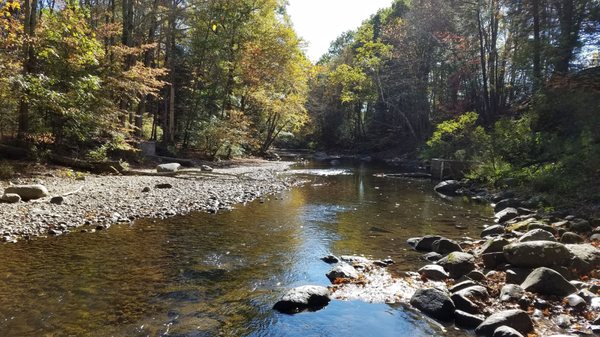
[287,0,395,63]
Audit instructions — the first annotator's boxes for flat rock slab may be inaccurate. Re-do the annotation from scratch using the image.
[4,184,49,201]
[273,285,330,314]
[503,241,573,268]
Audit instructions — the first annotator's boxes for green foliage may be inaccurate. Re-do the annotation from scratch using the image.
[423,112,489,160]
[86,134,134,161]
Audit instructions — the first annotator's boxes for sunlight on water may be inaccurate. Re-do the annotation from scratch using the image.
[0,162,491,336]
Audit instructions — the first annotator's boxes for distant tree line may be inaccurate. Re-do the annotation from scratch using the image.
[307,0,599,153]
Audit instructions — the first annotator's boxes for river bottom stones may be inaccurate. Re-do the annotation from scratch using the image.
[273,286,331,314]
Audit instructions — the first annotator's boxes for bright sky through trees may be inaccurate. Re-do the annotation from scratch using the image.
[287,0,394,62]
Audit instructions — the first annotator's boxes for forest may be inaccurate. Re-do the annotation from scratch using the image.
[1,0,599,209]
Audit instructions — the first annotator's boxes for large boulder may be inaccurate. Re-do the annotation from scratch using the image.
[437,252,476,279]
[157,163,181,173]
[503,241,573,268]
[570,219,592,234]
[434,180,462,196]
[4,184,49,201]
[474,309,533,337]
[517,228,556,242]
[325,264,359,282]
[273,285,330,314]
[520,267,577,297]
[566,244,600,273]
[409,288,455,322]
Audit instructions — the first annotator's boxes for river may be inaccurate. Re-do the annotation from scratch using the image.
[0,161,491,336]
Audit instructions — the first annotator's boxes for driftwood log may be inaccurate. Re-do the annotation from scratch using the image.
[49,154,126,174]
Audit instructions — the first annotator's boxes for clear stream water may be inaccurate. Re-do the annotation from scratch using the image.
[0,162,492,336]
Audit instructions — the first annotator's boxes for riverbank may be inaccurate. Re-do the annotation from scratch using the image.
[0,159,299,243]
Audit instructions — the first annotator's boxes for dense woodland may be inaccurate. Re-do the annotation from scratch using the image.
[1,0,599,209]
[0,0,309,158]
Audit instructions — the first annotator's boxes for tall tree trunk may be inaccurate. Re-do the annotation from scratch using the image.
[17,0,38,141]
[532,0,542,90]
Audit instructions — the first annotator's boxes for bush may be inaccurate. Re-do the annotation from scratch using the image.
[422,111,489,161]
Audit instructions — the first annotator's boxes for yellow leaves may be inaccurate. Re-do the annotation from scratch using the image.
[212,23,217,32]
[10,1,20,10]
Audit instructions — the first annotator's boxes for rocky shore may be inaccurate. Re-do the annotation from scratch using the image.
[0,160,299,243]
[273,179,600,337]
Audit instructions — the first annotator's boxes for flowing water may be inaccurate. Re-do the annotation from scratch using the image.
[0,162,492,336]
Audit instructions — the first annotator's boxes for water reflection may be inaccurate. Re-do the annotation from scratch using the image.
[0,162,490,336]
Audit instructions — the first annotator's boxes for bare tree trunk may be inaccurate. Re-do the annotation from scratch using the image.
[17,0,38,141]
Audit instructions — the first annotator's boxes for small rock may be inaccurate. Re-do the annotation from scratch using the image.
[527,223,557,235]
[49,196,64,205]
[553,314,572,328]
[454,285,489,300]
[494,198,521,213]
[422,252,443,262]
[321,255,339,264]
[492,326,524,337]
[409,288,455,322]
[455,310,484,329]
[481,225,506,238]
[449,280,478,293]
[155,183,173,189]
[477,238,510,255]
[437,252,476,279]
[500,284,524,302]
[482,252,507,269]
[418,265,449,281]
[560,232,584,244]
[475,309,533,337]
[273,285,330,314]
[451,293,480,314]
[1,193,21,203]
[434,180,462,196]
[505,268,532,284]
[466,270,486,282]
[432,238,463,254]
[570,219,592,234]
[415,235,443,251]
[565,294,587,311]
[142,187,151,193]
[495,208,519,223]
[520,267,577,297]
[518,228,556,242]
[325,264,359,282]
[201,165,214,172]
